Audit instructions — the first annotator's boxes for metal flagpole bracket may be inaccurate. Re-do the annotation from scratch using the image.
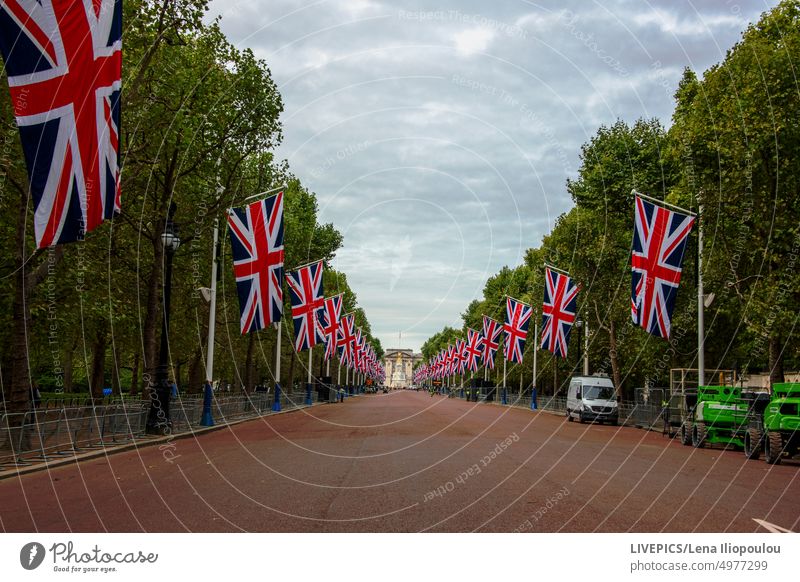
[504,294,532,306]
[543,263,571,276]
[631,189,697,217]
[245,184,287,202]
[288,258,324,272]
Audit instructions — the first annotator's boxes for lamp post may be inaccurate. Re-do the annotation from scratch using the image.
[575,319,589,376]
[147,203,181,434]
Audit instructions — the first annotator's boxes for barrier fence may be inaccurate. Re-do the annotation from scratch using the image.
[0,391,327,472]
[454,388,668,431]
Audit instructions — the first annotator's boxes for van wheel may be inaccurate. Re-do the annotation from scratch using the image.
[680,422,692,446]
[692,422,707,448]
[764,431,783,465]
[744,428,762,460]
[566,409,573,422]
[579,412,586,424]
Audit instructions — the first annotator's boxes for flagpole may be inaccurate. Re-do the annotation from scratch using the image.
[272,321,282,411]
[200,220,219,427]
[502,356,507,405]
[204,220,219,385]
[306,347,313,405]
[697,203,705,388]
[531,320,538,410]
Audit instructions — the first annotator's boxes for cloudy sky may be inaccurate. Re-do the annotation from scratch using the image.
[208,0,776,353]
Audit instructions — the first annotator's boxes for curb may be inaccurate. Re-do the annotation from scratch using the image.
[0,403,320,481]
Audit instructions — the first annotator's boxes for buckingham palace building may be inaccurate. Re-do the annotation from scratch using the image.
[383,348,423,389]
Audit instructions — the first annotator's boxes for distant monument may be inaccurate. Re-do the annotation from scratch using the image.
[383,348,422,388]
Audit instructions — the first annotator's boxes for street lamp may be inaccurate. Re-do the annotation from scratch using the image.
[575,319,589,376]
[147,203,181,434]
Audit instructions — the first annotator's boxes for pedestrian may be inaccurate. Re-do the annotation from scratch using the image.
[339,387,345,403]
[170,379,179,399]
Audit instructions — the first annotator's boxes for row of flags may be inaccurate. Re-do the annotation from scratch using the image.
[414,195,695,383]
[0,1,694,385]
[228,192,384,382]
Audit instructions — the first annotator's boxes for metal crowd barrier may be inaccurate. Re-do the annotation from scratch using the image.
[0,392,319,471]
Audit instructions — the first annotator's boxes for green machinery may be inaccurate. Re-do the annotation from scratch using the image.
[744,382,800,465]
[679,384,755,449]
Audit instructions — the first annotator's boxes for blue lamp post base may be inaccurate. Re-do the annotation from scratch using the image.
[200,382,214,427]
[272,383,282,412]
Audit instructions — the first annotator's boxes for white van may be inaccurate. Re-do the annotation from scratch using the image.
[566,375,618,425]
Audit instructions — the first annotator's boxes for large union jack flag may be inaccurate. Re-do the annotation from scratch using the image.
[504,296,532,364]
[0,0,122,248]
[482,316,502,369]
[321,294,343,361]
[337,313,356,366]
[464,328,484,373]
[228,192,284,334]
[286,260,325,351]
[631,195,695,338]
[541,267,580,358]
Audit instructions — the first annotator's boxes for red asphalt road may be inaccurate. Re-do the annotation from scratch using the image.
[0,391,798,532]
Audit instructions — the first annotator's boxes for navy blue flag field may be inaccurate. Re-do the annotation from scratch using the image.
[541,268,579,358]
[227,191,285,334]
[286,260,325,352]
[631,195,695,339]
[0,0,122,248]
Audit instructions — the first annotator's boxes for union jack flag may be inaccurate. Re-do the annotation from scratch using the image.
[541,268,579,358]
[464,328,484,373]
[482,316,502,369]
[286,260,325,351]
[504,296,532,364]
[0,0,122,248]
[337,313,356,366]
[455,339,466,375]
[631,195,695,338]
[227,192,284,334]
[321,294,343,360]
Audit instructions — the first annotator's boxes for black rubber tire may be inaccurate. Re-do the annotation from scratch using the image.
[566,409,573,422]
[579,412,586,424]
[765,431,783,465]
[680,421,692,446]
[744,428,762,460]
[692,422,707,448]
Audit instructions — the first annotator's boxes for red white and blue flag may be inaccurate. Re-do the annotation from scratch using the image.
[228,192,285,334]
[631,195,695,338]
[286,260,325,351]
[504,296,532,364]
[482,316,502,369]
[321,294,343,360]
[0,0,122,248]
[337,313,356,366]
[464,328,484,373]
[455,339,466,375]
[541,267,579,358]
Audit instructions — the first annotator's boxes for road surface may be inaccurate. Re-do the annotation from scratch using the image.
[1,391,798,532]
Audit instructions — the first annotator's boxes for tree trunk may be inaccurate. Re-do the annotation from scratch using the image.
[142,233,164,393]
[89,324,107,400]
[768,334,785,386]
[244,332,255,393]
[609,320,623,400]
[188,347,204,393]
[111,347,121,395]
[63,345,74,393]
[287,348,296,394]
[129,352,140,396]
[9,186,34,413]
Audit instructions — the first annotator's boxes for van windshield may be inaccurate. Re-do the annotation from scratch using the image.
[583,385,615,400]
